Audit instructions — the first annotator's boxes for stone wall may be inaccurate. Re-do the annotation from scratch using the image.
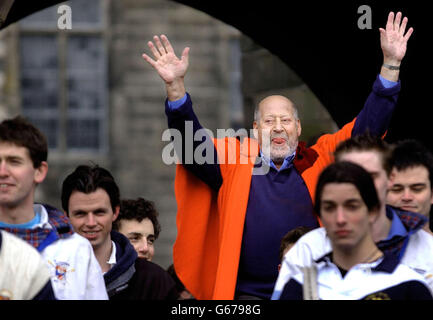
[107,0,240,268]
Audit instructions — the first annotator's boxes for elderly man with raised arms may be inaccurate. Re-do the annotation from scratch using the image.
[141,11,412,300]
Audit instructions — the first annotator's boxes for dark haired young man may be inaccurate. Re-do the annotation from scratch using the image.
[62,165,177,299]
[279,162,432,300]
[0,116,107,299]
[388,140,433,235]
[113,197,161,261]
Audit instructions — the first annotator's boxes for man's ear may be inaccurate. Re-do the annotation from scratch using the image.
[34,161,48,184]
[369,207,381,225]
[252,121,258,139]
[112,205,120,222]
[296,120,302,138]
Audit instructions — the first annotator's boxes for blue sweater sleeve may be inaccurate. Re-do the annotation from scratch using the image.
[378,75,398,89]
[165,93,223,191]
[351,74,401,136]
[167,94,188,110]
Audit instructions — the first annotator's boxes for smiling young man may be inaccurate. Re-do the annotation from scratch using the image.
[67,187,118,272]
[387,140,433,235]
[62,165,177,299]
[0,116,107,300]
[113,197,161,261]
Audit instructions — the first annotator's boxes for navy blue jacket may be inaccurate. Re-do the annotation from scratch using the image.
[105,231,178,300]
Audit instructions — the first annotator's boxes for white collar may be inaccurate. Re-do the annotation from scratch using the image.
[32,204,52,229]
[107,240,117,267]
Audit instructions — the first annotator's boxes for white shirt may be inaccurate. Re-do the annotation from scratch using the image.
[286,253,431,300]
[104,241,117,275]
[273,227,433,299]
[35,205,108,300]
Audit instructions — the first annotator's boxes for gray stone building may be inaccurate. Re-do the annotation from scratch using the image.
[0,0,336,268]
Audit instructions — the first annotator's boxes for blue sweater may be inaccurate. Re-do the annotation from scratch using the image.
[166,75,400,299]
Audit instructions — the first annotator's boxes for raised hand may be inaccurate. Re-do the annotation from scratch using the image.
[379,12,413,65]
[142,35,189,100]
[142,35,190,84]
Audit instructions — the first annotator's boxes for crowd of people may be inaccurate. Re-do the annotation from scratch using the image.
[1,11,432,300]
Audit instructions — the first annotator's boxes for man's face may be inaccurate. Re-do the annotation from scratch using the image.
[320,182,376,251]
[0,142,47,210]
[337,151,389,209]
[253,96,301,166]
[118,218,155,261]
[388,166,433,217]
[68,188,119,251]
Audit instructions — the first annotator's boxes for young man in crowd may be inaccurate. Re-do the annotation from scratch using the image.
[0,116,107,299]
[387,139,433,235]
[113,197,161,261]
[61,164,178,299]
[279,162,432,300]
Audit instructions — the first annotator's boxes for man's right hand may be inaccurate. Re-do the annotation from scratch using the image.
[142,35,190,101]
[379,12,413,82]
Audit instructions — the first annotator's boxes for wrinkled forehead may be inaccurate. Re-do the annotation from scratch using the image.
[258,95,296,118]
